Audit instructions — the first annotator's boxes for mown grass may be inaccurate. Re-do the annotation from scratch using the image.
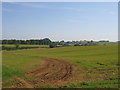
[2,45,118,88]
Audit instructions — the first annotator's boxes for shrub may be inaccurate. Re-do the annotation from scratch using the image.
[49,44,56,48]
[2,45,5,50]
[74,44,80,46]
[15,44,19,49]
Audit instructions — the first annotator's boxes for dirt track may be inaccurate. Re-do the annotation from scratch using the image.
[4,57,79,88]
[3,52,79,88]
[25,58,78,88]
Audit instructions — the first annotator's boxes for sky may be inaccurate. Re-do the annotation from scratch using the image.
[2,2,118,41]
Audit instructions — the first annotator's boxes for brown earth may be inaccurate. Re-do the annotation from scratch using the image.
[3,57,80,88]
[25,58,79,88]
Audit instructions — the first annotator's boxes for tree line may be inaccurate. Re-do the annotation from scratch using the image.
[1,38,113,47]
[1,38,52,45]
[0,38,116,50]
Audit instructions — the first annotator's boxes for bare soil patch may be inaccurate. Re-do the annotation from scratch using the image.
[25,58,79,88]
[3,57,80,88]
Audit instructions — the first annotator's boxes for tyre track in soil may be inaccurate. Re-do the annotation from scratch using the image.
[4,52,79,88]
[25,58,78,88]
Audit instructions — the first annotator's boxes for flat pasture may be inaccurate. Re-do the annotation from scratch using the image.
[2,45,119,88]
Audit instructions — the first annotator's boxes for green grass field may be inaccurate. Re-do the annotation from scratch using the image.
[1,44,49,48]
[2,45,119,88]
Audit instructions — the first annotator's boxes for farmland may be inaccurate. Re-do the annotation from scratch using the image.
[1,44,49,48]
[2,45,119,88]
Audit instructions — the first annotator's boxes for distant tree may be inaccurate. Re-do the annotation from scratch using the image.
[74,44,80,46]
[15,44,19,49]
[49,44,56,48]
[91,40,93,43]
[84,43,88,46]
[2,45,5,50]
[63,43,70,46]
[99,40,109,42]
[60,40,64,43]
[42,38,52,45]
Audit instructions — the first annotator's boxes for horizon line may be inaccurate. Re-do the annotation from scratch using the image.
[1,38,118,42]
